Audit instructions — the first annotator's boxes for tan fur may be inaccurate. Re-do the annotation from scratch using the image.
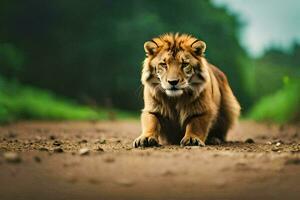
[133,33,240,147]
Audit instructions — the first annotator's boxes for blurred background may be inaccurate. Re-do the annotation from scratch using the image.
[0,0,299,123]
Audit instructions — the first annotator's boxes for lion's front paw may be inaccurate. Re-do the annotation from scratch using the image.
[133,135,159,148]
[180,135,205,147]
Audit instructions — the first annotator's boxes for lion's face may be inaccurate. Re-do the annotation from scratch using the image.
[142,33,208,97]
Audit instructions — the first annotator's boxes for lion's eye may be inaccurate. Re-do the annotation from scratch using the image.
[159,63,167,69]
[183,64,193,74]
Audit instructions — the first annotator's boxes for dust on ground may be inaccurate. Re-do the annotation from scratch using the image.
[0,120,300,200]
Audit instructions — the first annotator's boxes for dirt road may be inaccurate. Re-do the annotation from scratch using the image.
[0,120,300,200]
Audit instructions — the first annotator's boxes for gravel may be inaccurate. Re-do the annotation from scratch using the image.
[79,148,90,156]
[4,152,21,163]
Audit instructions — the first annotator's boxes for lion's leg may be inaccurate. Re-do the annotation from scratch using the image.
[133,112,160,148]
[180,114,213,146]
[206,116,228,145]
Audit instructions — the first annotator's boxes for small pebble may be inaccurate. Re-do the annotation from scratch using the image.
[34,156,41,163]
[94,146,104,152]
[272,140,284,145]
[39,147,49,151]
[276,142,281,147]
[266,141,272,145]
[79,148,90,156]
[245,138,255,144]
[53,140,62,146]
[79,139,88,144]
[103,157,115,163]
[271,147,281,152]
[49,135,56,140]
[4,152,21,163]
[290,149,300,154]
[53,147,64,153]
[100,139,106,144]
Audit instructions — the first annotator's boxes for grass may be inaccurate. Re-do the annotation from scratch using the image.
[0,78,138,123]
[251,61,300,100]
[248,78,300,123]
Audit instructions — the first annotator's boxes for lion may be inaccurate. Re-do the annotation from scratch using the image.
[133,33,241,147]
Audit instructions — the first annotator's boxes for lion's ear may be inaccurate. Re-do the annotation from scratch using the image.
[191,40,206,56]
[144,40,158,56]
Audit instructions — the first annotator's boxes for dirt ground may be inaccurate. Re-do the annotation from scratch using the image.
[0,120,300,200]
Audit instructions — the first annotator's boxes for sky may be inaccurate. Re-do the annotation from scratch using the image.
[212,0,300,57]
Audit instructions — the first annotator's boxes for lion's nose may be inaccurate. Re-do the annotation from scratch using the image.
[168,79,179,86]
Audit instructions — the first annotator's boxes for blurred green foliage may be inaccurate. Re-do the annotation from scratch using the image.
[247,43,300,123]
[0,77,137,123]
[251,44,300,100]
[248,78,300,123]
